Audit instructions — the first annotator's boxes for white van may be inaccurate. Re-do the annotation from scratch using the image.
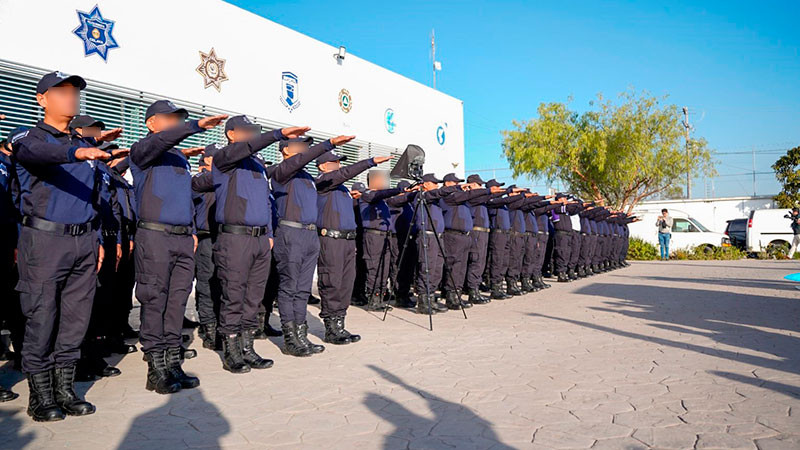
[628,208,727,251]
[746,208,794,252]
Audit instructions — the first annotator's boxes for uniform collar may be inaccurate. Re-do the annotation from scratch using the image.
[36,120,79,138]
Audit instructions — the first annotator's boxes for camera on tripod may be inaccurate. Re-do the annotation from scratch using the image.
[390,144,425,181]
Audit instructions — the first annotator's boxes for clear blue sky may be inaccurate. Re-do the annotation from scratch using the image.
[229,0,799,198]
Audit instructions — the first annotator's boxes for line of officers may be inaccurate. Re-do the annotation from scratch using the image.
[0,71,638,422]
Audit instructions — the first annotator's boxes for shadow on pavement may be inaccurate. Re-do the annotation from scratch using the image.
[628,274,798,291]
[710,371,800,400]
[117,389,229,449]
[365,364,516,450]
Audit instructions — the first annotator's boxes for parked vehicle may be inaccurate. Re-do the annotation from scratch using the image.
[723,218,747,250]
[746,208,794,253]
[628,208,726,251]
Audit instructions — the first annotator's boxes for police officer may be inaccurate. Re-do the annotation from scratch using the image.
[464,174,502,305]
[316,153,392,342]
[0,128,22,403]
[505,189,528,296]
[13,72,116,421]
[528,196,560,290]
[551,195,580,282]
[357,169,401,311]
[518,193,549,292]
[412,174,460,314]
[208,115,309,372]
[485,183,525,299]
[440,173,484,309]
[129,99,227,393]
[269,133,355,357]
[384,180,417,308]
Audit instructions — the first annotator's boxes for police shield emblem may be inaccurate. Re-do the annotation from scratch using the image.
[73,6,119,62]
[87,20,107,46]
[280,72,300,112]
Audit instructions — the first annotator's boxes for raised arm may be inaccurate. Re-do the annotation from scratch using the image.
[267,140,334,184]
[443,187,488,205]
[214,129,284,172]
[130,121,204,169]
[386,191,416,207]
[362,187,401,203]
[191,171,214,193]
[315,157,377,193]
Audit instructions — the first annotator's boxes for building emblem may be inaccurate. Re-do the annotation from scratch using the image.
[436,124,447,145]
[280,72,300,112]
[384,108,396,134]
[73,6,119,61]
[196,48,229,92]
[338,89,352,113]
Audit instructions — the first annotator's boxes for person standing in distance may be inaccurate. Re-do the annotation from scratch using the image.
[129,100,226,394]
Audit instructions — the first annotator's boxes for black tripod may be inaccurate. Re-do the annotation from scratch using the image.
[381,187,468,330]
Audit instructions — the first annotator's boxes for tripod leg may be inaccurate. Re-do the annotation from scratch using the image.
[420,200,468,320]
[382,193,421,321]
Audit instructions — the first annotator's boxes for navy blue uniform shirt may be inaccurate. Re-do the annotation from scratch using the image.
[268,140,334,225]
[0,151,19,224]
[359,187,400,231]
[315,158,377,231]
[441,187,487,232]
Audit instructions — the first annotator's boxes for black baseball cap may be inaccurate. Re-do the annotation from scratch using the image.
[278,136,313,151]
[145,100,188,121]
[421,173,442,183]
[443,173,464,183]
[36,71,86,94]
[316,151,348,166]
[98,142,119,152]
[203,143,223,158]
[351,182,366,193]
[466,174,485,185]
[69,115,105,130]
[485,179,505,188]
[224,115,261,134]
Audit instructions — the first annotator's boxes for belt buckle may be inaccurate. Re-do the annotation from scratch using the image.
[69,224,84,236]
[251,227,260,237]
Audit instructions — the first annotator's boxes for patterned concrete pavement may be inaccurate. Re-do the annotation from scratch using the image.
[1,259,799,449]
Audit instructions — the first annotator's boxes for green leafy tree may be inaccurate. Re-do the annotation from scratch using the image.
[772,146,800,208]
[502,90,715,212]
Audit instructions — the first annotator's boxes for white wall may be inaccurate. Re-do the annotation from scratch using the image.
[0,0,465,176]
[634,196,776,233]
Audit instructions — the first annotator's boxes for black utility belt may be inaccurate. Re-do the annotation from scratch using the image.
[537,231,546,235]
[22,216,96,236]
[102,229,119,238]
[490,228,509,234]
[196,230,212,238]
[279,219,317,231]
[421,230,443,238]
[555,229,573,235]
[319,228,356,240]
[472,226,490,233]
[511,231,526,236]
[364,228,390,236]
[137,220,193,236]
[445,229,470,236]
[219,224,270,237]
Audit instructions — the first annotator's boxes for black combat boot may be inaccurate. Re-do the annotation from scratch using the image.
[166,347,200,388]
[145,350,182,394]
[532,275,545,290]
[557,272,569,283]
[222,333,251,374]
[445,292,462,310]
[568,269,578,281]
[479,282,491,293]
[576,266,585,278]
[416,295,438,314]
[323,317,352,345]
[431,294,449,312]
[253,313,268,340]
[241,329,274,369]
[490,283,508,299]
[281,322,312,357]
[366,292,387,311]
[199,322,219,350]
[262,315,283,337]
[336,316,361,343]
[506,277,522,296]
[297,322,325,354]
[26,371,65,422]
[0,386,17,402]
[521,275,537,292]
[54,364,95,416]
[394,294,416,309]
[468,288,490,305]
[538,275,551,289]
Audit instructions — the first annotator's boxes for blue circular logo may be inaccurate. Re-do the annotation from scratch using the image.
[436,125,446,145]
[384,108,396,134]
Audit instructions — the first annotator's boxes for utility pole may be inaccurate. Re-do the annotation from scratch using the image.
[431,29,441,90]
[752,147,757,196]
[682,107,691,199]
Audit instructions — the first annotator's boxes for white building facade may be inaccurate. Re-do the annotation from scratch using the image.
[0,0,465,179]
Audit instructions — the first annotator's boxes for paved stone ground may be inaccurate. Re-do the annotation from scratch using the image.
[1,259,800,449]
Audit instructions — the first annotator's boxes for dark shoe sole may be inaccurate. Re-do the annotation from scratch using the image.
[323,337,352,345]
[222,365,251,374]
[146,381,182,394]
[281,348,312,357]
[60,405,96,416]
[244,360,274,369]
[27,409,65,422]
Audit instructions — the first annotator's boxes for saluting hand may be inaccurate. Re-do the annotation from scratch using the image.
[181,147,205,157]
[330,135,356,146]
[198,115,229,129]
[373,155,394,164]
[0,114,6,121]
[281,126,311,139]
[75,147,111,161]
[98,127,123,142]
[111,148,130,158]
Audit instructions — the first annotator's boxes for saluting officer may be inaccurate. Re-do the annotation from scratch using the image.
[505,189,528,296]
[315,152,392,343]
[440,173,484,309]
[357,169,401,311]
[207,115,309,372]
[269,134,355,357]
[385,180,417,308]
[129,99,227,394]
[485,182,524,299]
[13,72,116,421]
[551,195,580,282]
[463,174,499,305]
